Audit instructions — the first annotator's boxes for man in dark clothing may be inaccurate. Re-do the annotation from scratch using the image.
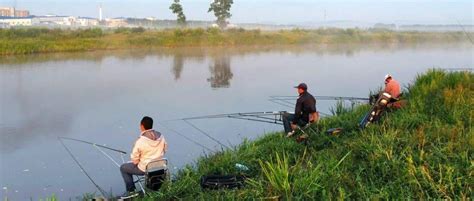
[282,83,318,137]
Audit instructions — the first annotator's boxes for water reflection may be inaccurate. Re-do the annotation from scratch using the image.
[207,55,233,88]
[2,43,468,66]
[172,54,184,80]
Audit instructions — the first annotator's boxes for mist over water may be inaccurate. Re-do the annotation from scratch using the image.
[0,43,472,199]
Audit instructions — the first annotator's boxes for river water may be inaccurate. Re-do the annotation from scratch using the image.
[0,44,472,200]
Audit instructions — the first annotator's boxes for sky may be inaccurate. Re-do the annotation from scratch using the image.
[1,0,472,25]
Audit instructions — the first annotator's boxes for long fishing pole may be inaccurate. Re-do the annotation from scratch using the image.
[227,116,283,125]
[269,99,294,108]
[58,137,108,198]
[457,20,473,44]
[268,99,333,117]
[179,111,287,121]
[183,119,231,150]
[59,137,127,154]
[93,145,122,167]
[269,95,369,101]
[156,122,213,152]
[60,137,148,196]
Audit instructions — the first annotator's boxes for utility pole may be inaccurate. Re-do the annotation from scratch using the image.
[99,2,103,21]
[323,9,327,29]
[12,0,17,17]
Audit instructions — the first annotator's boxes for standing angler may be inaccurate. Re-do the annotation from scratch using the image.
[282,83,318,137]
[120,116,168,198]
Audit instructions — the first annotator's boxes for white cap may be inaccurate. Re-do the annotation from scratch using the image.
[384,74,392,80]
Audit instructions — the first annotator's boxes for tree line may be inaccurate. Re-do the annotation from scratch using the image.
[170,0,233,29]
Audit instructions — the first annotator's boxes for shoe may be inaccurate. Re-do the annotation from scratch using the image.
[120,191,139,199]
[286,131,295,137]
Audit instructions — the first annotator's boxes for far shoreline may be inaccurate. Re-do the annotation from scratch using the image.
[0,27,471,56]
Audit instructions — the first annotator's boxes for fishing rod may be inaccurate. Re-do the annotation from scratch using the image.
[58,137,135,198]
[456,20,473,45]
[179,111,287,121]
[227,116,283,125]
[58,137,108,198]
[269,95,369,101]
[59,137,127,154]
[159,111,288,150]
[439,68,473,72]
[269,98,294,108]
[268,99,333,117]
[183,120,231,150]
[156,122,214,152]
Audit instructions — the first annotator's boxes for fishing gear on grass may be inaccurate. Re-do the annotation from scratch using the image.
[200,175,246,190]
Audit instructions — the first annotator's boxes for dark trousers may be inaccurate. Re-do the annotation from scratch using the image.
[282,113,307,133]
[120,162,145,192]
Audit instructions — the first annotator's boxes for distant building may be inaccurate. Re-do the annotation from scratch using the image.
[227,24,238,29]
[105,18,127,27]
[0,21,9,28]
[0,16,34,26]
[373,23,397,30]
[0,7,30,17]
[34,15,69,26]
[0,7,14,17]
[145,17,157,21]
[14,10,30,17]
[77,17,99,26]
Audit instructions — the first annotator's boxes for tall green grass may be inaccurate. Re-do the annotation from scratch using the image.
[0,27,470,55]
[141,70,472,200]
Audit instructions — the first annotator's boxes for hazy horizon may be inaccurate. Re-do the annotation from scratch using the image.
[0,0,472,25]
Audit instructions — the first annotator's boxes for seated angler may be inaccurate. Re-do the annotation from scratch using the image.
[383,74,402,108]
[120,116,168,199]
[370,74,402,106]
[282,83,319,137]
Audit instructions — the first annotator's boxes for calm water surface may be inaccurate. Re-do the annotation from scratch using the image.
[0,44,472,200]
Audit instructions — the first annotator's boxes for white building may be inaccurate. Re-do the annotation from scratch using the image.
[34,15,85,26]
[105,18,128,27]
[0,21,9,28]
[77,17,99,27]
[0,17,34,26]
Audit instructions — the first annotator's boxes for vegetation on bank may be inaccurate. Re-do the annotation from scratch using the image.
[0,27,471,55]
[134,70,471,200]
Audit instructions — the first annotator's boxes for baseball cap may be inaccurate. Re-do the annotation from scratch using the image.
[294,83,308,90]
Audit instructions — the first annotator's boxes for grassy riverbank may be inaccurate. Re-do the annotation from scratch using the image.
[137,70,471,200]
[0,28,470,55]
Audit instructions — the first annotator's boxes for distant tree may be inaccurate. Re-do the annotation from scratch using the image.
[208,0,233,29]
[170,0,186,26]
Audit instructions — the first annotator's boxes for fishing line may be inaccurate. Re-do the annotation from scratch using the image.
[227,116,283,125]
[93,145,121,168]
[58,137,108,197]
[456,20,473,44]
[268,98,332,117]
[269,99,294,108]
[157,122,214,152]
[183,119,231,150]
[59,137,127,154]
